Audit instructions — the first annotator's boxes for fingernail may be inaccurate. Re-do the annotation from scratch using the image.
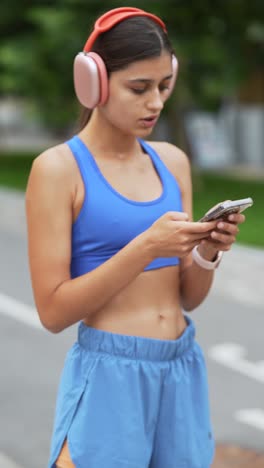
[217,222,224,229]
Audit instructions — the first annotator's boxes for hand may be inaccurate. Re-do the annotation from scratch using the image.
[146,211,217,259]
[200,212,246,257]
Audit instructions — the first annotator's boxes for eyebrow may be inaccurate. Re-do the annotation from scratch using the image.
[127,74,173,84]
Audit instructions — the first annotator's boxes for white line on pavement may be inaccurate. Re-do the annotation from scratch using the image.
[208,343,264,383]
[212,281,263,309]
[0,292,41,330]
[235,408,264,431]
[0,452,24,468]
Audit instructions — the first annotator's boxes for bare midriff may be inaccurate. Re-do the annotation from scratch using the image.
[83,265,187,340]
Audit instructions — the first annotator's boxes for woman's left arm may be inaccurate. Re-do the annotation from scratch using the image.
[154,142,245,311]
[176,149,245,311]
[179,211,245,311]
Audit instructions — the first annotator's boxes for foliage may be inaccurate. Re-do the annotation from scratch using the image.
[0,153,35,190]
[0,0,263,130]
[193,171,263,247]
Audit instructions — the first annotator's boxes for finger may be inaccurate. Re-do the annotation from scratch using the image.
[183,221,217,233]
[216,221,239,236]
[227,213,246,224]
[210,230,236,244]
[189,231,215,241]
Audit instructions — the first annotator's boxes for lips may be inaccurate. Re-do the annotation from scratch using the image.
[143,114,159,121]
[140,115,159,128]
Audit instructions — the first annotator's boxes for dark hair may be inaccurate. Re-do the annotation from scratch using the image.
[78,16,173,130]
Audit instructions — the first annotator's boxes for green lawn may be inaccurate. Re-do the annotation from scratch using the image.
[0,153,35,191]
[0,154,263,248]
[193,171,263,248]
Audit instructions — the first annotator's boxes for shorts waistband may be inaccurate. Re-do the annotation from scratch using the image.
[77,315,195,362]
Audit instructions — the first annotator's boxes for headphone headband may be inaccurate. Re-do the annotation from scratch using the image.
[84,7,167,52]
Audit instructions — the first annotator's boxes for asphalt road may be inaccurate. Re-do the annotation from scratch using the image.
[0,188,263,468]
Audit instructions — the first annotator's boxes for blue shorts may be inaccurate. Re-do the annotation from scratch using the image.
[48,316,215,468]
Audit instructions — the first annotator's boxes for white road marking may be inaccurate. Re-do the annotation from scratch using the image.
[208,343,264,383]
[0,292,41,330]
[212,281,263,309]
[235,409,264,431]
[0,452,24,468]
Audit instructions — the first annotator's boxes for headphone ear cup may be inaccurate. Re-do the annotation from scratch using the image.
[167,55,178,98]
[73,52,108,108]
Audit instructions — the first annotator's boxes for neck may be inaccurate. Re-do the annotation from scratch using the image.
[78,109,141,160]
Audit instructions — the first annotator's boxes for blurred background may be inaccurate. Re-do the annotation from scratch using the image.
[0,0,263,245]
[0,1,263,467]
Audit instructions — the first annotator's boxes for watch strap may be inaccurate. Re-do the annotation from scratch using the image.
[192,245,223,270]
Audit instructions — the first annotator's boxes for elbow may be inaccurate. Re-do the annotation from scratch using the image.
[36,289,69,333]
[40,317,63,334]
[180,290,194,312]
[182,302,196,313]
[38,307,65,334]
[44,323,64,334]
[180,294,201,312]
[181,296,206,312]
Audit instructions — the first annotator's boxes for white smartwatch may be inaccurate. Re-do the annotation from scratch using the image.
[192,245,223,270]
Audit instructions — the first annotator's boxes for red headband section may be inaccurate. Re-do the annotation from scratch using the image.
[84,7,167,52]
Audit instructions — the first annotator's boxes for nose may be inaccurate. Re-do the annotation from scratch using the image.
[146,88,164,113]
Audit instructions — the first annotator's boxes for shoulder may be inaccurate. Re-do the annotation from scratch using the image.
[146,140,191,189]
[27,141,78,192]
[30,142,75,179]
[26,141,77,203]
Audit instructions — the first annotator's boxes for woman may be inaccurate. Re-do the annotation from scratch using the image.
[26,7,245,468]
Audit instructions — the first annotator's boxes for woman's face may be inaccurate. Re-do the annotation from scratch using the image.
[99,50,174,137]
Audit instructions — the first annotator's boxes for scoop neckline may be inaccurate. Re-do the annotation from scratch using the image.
[74,135,167,206]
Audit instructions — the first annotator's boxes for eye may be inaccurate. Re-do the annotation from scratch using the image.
[131,88,147,95]
[159,81,171,92]
[160,85,170,92]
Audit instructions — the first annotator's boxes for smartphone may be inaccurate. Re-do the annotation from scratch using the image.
[199,197,253,222]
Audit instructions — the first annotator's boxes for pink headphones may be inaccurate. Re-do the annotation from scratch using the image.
[73,7,178,109]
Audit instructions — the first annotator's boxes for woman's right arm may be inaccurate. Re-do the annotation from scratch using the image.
[26,148,155,333]
[26,149,215,333]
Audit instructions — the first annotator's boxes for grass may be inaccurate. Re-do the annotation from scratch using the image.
[0,153,35,191]
[193,170,263,248]
[0,153,263,248]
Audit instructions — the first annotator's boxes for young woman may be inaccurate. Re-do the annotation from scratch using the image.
[25,7,245,468]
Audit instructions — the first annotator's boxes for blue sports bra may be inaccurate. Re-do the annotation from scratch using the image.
[67,135,183,278]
